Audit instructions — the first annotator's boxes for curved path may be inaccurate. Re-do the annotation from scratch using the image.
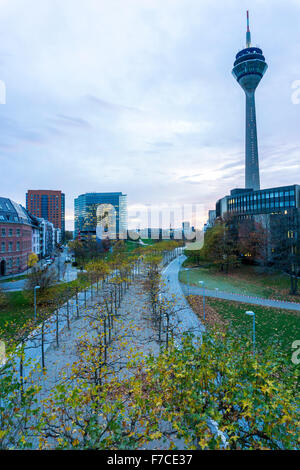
[181,281,300,312]
[161,255,204,340]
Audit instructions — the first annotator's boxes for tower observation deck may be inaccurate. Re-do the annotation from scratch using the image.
[232,11,268,191]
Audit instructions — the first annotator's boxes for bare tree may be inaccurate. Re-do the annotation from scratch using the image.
[25,265,58,292]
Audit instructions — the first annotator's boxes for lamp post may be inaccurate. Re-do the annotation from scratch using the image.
[158,293,162,343]
[199,281,205,321]
[34,285,40,322]
[245,311,256,357]
[215,287,219,297]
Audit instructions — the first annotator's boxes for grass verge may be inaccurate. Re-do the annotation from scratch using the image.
[180,264,300,302]
[0,274,91,345]
[188,295,300,359]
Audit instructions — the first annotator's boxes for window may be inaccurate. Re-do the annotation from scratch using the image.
[16,242,20,251]
[16,257,20,267]
[1,228,5,237]
[8,229,13,237]
[1,242,5,253]
[8,242,13,252]
[16,229,21,237]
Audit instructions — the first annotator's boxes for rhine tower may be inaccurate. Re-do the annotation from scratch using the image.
[232,11,268,191]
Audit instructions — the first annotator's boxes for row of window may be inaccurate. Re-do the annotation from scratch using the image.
[1,228,21,237]
[0,214,19,222]
[3,257,21,269]
[229,190,295,205]
[229,200,296,213]
[1,241,21,253]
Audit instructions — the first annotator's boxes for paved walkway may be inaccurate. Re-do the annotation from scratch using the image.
[181,283,300,312]
[161,255,204,341]
[23,264,188,449]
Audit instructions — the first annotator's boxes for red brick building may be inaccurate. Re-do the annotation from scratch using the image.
[26,190,65,238]
[0,198,34,276]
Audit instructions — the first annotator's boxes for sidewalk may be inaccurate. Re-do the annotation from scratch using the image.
[181,284,300,312]
[161,255,204,340]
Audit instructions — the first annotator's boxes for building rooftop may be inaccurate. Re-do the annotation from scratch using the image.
[0,198,32,225]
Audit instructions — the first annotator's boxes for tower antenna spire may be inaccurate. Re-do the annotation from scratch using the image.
[246,10,252,48]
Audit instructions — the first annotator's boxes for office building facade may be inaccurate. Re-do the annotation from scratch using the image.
[74,192,127,240]
[26,190,65,239]
[216,185,299,219]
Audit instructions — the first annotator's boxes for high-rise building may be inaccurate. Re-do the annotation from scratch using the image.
[74,192,127,240]
[232,11,268,191]
[26,190,65,239]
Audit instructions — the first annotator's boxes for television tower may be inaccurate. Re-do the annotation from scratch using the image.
[232,11,268,191]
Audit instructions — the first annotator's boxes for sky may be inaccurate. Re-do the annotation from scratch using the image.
[0,0,300,230]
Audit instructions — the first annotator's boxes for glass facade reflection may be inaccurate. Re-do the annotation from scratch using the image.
[74,192,127,240]
[216,185,299,218]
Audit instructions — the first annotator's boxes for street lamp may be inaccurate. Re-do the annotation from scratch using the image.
[158,293,162,343]
[199,281,205,321]
[215,287,219,297]
[245,311,256,357]
[34,285,40,322]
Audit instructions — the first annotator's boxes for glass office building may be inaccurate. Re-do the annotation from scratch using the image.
[74,192,127,240]
[216,185,300,219]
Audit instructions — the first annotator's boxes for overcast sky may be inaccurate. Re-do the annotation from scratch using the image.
[1,0,300,230]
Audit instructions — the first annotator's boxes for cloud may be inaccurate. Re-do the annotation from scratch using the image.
[0,0,299,230]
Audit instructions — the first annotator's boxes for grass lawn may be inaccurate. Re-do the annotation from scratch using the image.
[0,275,91,345]
[188,295,300,359]
[0,291,33,342]
[179,264,300,303]
[0,274,28,283]
[124,241,141,253]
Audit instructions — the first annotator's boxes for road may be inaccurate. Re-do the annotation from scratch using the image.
[1,247,78,292]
